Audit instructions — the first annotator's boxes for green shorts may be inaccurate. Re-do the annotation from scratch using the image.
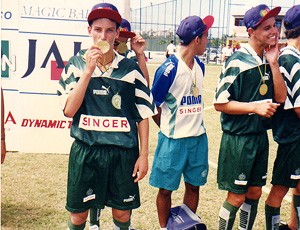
[66,140,140,213]
[217,132,269,194]
[271,139,300,188]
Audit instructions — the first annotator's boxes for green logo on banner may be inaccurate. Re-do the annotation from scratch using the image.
[1,40,9,78]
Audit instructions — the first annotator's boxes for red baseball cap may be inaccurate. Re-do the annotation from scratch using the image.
[88,3,122,26]
[119,19,136,38]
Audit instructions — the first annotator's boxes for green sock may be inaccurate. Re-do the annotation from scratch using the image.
[113,218,131,230]
[90,207,101,227]
[293,194,300,229]
[218,200,239,230]
[265,203,280,230]
[67,219,86,230]
[240,198,259,229]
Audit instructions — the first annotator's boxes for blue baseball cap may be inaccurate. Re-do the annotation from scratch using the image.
[176,15,214,44]
[244,4,281,30]
[284,5,300,30]
[119,19,136,38]
[88,3,122,25]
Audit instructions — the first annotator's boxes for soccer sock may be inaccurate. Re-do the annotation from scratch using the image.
[239,198,259,230]
[89,207,101,227]
[113,218,131,230]
[67,219,86,230]
[293,194,300,228]
[218,200,239,230]
[265,203,280,230]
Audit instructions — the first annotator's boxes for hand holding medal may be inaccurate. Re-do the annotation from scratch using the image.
[95,41,115,71]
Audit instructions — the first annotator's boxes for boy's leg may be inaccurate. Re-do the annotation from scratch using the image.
[219,200,239,230]
[240,198,259,230]
[68,211,89,230]
[89,207,101,229]
[112,209,131,230]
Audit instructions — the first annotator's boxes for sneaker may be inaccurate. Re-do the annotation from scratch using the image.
[279,221,292,230]
[89,225,99,230]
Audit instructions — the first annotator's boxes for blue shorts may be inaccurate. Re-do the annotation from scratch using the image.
[149,132,209,191]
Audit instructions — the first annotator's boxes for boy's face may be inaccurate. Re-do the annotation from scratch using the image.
[196,31,209,56]
[88,18,119,52]
[250,17,279,47]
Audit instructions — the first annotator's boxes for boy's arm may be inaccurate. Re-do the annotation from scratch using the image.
[265,43,287,103]
[294,107,300,119]
[131,35,149,85]
[214,100,280,118]
[152,107,161,127]
[133,118,149,182]
[63,46,100,118]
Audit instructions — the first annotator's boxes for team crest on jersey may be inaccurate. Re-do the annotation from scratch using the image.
[291,168,300,179]
[112,93,121,109]
[238,173,246,181]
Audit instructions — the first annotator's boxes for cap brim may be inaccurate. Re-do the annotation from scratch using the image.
[203,15,214,33]
[119,31,136,39]
[88,9,122,25]
[254,6,281,27]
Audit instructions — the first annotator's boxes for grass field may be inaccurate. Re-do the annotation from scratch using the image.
[1,63,293,229]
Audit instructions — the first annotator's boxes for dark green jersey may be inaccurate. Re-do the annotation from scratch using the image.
[214,44,273,135]
[272,46,300,144]
[58,50,157,148]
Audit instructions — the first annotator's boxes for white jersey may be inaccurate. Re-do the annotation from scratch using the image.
[151,53,206,138]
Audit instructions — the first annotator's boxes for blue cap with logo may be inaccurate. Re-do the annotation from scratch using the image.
[284,5,300,30]
[176,15,214,44]
[244,4,281,30]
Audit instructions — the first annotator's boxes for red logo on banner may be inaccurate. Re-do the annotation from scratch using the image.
[51,60,67,80]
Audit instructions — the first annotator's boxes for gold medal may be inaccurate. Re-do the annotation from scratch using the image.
[192,86,199,97]
[112,94,121,109]
[117,42,128,54]
[259,83,268,95]
[97,41,110,54]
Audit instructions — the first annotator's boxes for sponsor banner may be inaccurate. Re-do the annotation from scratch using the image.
[1,0,101,153]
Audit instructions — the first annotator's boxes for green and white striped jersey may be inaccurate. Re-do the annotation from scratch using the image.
[57,49,157,148]
[272,45,300,144]
[214,44,274,135]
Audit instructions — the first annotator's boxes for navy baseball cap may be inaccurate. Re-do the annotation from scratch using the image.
[176,15,214,44]
[119,19,136,38]
[244,4,281,30]
[88,3,122,25]
[284,5,300,30]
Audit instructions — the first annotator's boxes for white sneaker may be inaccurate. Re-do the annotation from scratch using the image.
[89,224,99,230]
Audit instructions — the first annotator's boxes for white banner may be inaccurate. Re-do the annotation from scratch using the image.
[1,0,104,153]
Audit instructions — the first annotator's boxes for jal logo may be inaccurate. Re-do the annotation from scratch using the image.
[1,39,82,80]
